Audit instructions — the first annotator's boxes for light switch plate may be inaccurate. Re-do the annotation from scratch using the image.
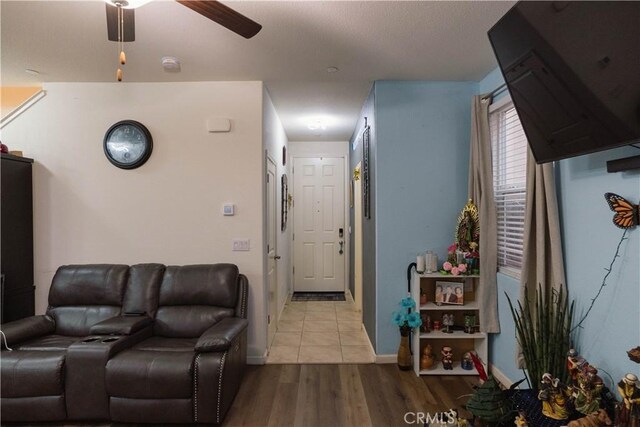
[223,204,235,216]
[232,239,250,251]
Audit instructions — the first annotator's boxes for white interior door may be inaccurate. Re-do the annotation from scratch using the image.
[354,163,363,312]
[293,157,345,292]
[266,158,278,347]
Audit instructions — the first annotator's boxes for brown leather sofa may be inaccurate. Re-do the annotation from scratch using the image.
[0,263,249,424]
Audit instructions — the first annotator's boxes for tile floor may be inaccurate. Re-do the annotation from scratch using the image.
[267,296,375,364]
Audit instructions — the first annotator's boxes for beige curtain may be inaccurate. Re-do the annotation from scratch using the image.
[517,149,567,366]
[468,95,500,333]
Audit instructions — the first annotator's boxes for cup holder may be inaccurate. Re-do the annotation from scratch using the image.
[82,337,101,343]
[101,337,120,343]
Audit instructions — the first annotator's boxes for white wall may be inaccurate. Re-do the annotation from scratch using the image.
[262,88,291,319]
[1,81,267,361]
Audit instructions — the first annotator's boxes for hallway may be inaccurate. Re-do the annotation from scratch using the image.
[267,295,375,364]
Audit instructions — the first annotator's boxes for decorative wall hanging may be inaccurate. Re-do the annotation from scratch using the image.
[282,146,287,166]
[281,174,288,231]
[455,199,480,252]
[604,192,638,229]
[362,121,371,219]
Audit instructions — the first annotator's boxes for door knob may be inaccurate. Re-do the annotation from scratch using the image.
[272,255,281,260]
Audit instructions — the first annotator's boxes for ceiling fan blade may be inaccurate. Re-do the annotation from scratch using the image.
[177,0,262,39]
[106,4,136,42]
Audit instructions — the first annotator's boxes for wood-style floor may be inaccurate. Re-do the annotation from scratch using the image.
[223,364,478,427]
[7,364,478,427]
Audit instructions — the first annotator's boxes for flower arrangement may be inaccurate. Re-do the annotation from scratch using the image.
[392,295,422,335]
[439,243,468,276]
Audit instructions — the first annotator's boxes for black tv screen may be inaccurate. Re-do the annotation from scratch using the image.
[488,1,640,164]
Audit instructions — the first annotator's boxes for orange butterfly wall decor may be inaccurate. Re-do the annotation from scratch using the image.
[605,193,639,229]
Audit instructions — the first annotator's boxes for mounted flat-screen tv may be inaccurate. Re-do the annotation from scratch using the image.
[488,1,640,164]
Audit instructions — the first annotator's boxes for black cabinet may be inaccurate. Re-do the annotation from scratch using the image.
[1,153,35,323]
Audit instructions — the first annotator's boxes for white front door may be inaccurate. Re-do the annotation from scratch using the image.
[266,158,278,347]
[293,157,345,292]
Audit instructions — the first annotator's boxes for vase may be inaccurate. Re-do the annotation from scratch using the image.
[397,327,412,370]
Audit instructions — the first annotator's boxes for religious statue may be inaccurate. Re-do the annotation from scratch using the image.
[573,365,603,415]
[538,373,571,420]
[567,348,586,385]
[617,373,640,427]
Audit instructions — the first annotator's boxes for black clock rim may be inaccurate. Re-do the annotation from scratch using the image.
[103,120,153,170]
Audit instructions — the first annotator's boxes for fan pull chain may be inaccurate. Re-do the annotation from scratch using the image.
[116,4,124,81]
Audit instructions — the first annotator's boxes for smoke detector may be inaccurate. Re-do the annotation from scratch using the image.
[162,57,181,73]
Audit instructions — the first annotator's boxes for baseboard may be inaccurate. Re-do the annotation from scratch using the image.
[375,354,398,364]
[247,348,268,365]
[489,363,516,388]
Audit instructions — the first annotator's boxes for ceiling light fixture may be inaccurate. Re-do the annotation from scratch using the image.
[327,66,339,73]
[162,57,181,73]
[307,120,327,131]
[25,69,40,76]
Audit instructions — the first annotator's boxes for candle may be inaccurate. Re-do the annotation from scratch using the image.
[425,251,433,273]
[416,255,425,273]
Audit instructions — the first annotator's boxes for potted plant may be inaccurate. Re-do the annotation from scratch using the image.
[392,295,422,370]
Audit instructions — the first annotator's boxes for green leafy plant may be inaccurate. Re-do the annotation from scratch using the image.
[506,285,575,389]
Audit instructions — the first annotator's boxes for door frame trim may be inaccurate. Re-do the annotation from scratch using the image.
[265,154,278,349]
[290,154,350,294]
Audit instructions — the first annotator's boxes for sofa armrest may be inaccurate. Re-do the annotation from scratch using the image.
[90,315,153,335]
[1,315,55,348]
[195,317,248,353]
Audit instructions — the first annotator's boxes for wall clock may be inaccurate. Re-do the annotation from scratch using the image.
[103,120,153,169]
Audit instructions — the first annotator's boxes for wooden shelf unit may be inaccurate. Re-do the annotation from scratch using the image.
[411,272,488,376]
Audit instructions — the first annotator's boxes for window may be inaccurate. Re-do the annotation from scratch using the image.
[490,98,528,275]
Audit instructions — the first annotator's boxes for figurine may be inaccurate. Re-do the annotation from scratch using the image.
[441,346,454,370]
[617,373,640,427]
[461,352,473,370]
[421,344,436,370]
[420,313,431,333]
[628,347,640,364]
[442,313,454,333]
[538,373,570,420]
[574,365,603,415]
[567,348,586,385]
[464,313,476,334]
[420,288,428,305]
[514,412,529,427]
[566,409,612,427]
[433,320,441,331]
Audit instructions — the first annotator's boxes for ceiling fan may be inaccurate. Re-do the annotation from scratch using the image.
[105,0,262,42]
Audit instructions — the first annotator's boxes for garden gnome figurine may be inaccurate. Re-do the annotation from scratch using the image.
[441,346,454,370]
[421,344,436,370]
[538,373,570,420]
[617,373,640,427]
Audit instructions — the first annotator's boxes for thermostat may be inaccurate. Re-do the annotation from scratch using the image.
[223,204,235,216]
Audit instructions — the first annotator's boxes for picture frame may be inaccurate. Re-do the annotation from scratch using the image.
[282,146,287,166]
[434,281,464,306]
[281,174,288,231]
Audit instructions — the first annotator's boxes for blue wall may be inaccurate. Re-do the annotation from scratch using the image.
[374,81,477,354]
[479,67,640,386]
[349,86,378,348]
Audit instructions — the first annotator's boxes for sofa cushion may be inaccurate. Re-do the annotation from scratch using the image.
[122,264,165,317]
[133,336,197,352]
[1,351,65,397]
[47,264,129,336]
[48,306,122,337]
[159,264,238,308]
[106,351,194,399]
[48,264,128,306]
[154,306,235,338]
[15,334,82,351]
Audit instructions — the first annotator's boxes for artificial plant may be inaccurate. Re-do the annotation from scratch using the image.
[506,285,575,389]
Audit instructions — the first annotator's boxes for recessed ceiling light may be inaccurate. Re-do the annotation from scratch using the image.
[25,69,40,76]
[162,57,181,73]
[327,66,339,73]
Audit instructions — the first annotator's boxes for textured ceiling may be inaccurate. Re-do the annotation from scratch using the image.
[1,0,514,141]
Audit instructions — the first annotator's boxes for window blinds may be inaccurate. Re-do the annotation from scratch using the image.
[490,102,528,272]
